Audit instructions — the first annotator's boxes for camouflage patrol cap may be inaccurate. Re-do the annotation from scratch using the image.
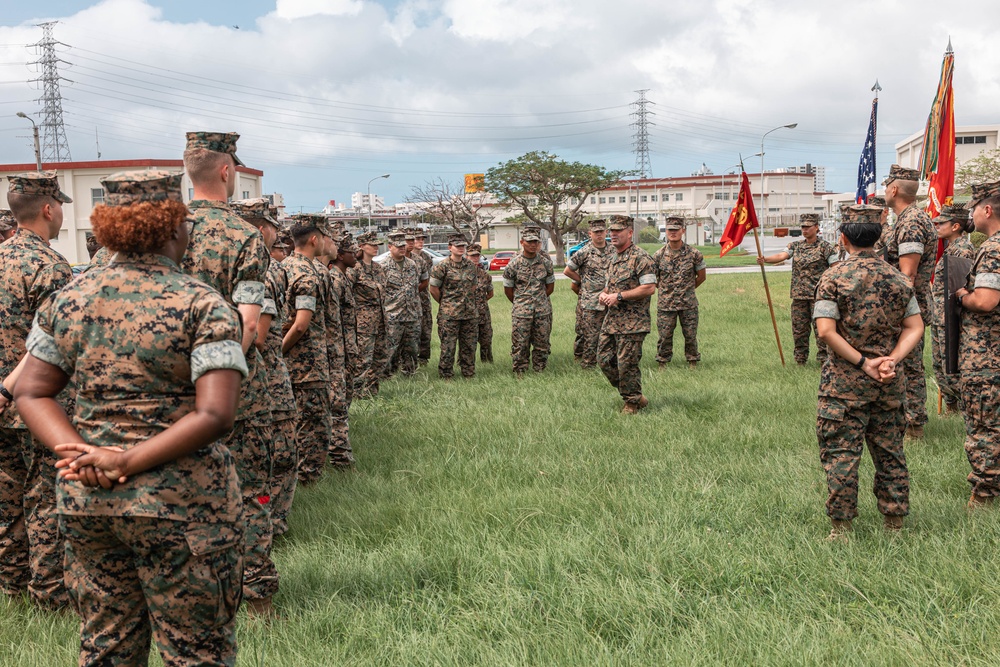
[272,236,291,250]
[337,232,359,254]
[588,218,607,232]
[844,204,883,224]
[799,213,820,226]
[8,171,72,203]
[412,228,428,239]
[185,131,244,166]
[355,230,380,246]
[0,209,13,232]
[387,232,407,248]
[467,242,482,253]
[868,195,887,208]
[882,164,920,186]
[932,204,968,223]
[100,170,184,207]
[967,179,1000,209]
[607,215,634,231]
[403,228,416,241]
[232,198,280,228]
[85,232,100,254]
[838,202,853,216]
[448,233,468,247]
[521,226,541,241]
[664,216,685,231]
[291,213,339,240]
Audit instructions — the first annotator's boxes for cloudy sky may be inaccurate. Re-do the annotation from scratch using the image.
[1,0,997,211]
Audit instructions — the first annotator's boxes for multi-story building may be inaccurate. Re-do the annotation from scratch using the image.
[896,124,1000,171]
[351,191,385,212]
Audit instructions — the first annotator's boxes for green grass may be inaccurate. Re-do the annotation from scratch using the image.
[3,274,997,666]
[639,243,759,269]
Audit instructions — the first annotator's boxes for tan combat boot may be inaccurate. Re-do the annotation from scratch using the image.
[968,494,996,510]
[246,596,275,619]
[883,515,904,532]
[621,395,649,415]
[826,519,852,542]
[904,424,924,440]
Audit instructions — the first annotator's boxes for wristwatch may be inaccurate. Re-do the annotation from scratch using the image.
[616,292,624,303]
[0,382,12,402]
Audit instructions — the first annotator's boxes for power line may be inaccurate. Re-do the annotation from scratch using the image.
[630,90,654,178]
[29,22,72,162]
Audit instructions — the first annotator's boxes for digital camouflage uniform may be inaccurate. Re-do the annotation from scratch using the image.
[503,252,556,373]
[884,202,937,428]
[959,231,1000,498]
[329,264,357,466]
[784,237,838,364]
[598,243,657,405]
[0,226,72,608]
[347,258,389,396]
[417,248,435,363]
[430,255,479,378]
[813,250,919,521]
[379,252,422,377]
[567,241,612,369]
[30,250,247,667]
[312,255,351,469]
[282,252,332,485]
[931,234,975,411]
[652,242,706,364]
[473,262,495,362]
[262,258,298,536]
[184,198,278,602]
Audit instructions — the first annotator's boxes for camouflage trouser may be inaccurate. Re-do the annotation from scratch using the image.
[576,308,605,369]
[511,314,552,373]
[62,514,241,667]
[816,395,909,521]
[293,384,332,485]
[961,378,1000,498]
[0,428,67,607]
[931,324,960,410]
[438,317,478,378]
[900,331,928,427]
[573,300,584,360]
[385,320,420,378]
[477,304,494,362]
[791,298,828,364]
[355,327,389,397]
[269,413,298,537]
[227,419,278,600]
[656,308,700,363]
[419,291,433,362]
[329,364,354,467]
[598,331,648,404]
[0,428,28,596]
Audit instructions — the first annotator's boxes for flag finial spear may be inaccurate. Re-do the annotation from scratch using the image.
[872,79,882,98]
[946,37,953,54]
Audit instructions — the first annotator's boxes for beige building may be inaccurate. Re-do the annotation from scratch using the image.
[0,159,264,264]
[896,124,1000,172]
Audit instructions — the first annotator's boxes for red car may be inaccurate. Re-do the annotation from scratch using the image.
[489,250,516,271]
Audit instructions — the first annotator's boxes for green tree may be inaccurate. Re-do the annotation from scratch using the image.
[955,149,1000,194]
[483,151,628,266]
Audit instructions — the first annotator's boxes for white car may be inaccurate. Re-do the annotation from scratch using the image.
[374,247,447,266]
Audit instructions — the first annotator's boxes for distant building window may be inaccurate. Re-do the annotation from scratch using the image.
[599,197,606,204]
[590,197,596,204]
[958,135,987,144]
[619,196,626,203]
[90,188,104,206]
[675,193,683,201]
[629,196,637,203]
[714,192,723,200]
[706,194,713,201]
[242,191,250,199]
[640,195,647,202]
[650,195,657,202]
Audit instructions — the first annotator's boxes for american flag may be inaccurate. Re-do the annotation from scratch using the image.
[855,98,878,203]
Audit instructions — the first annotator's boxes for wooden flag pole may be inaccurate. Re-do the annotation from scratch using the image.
[752,226,786,366]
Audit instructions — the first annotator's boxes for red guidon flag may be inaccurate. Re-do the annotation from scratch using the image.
[719,171,759,257]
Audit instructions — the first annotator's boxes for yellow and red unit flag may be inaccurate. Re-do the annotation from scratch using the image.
[719,171,759,257]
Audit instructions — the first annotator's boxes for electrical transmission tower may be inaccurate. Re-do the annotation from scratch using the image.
[30,22,72,162]
[630,89,654,178]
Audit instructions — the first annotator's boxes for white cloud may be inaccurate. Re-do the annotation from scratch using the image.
[273,0,364,20]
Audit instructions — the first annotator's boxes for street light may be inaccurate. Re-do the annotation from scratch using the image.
[16,112,42,171]
[366,173,390,232]
[760,124,797,228]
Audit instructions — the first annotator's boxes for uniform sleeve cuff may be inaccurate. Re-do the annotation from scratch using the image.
[233,280,265,306]
[828,254,839,265]
[294,295,317,311]
[974,273,1000,290]
[429,277,443,288]
[566,260,579,271]
[262,297,277,316]
[191,340,249,382]
[813,299,840,320]
[695,261,707,271]
[26,326,72,375]
[638,274,656,285]
[904,296,921,318]
[502,279,514,288]
[898,242,924,257]
[545,275,556,284]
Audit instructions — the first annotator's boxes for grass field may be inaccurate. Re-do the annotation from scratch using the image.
[3,273,998,666]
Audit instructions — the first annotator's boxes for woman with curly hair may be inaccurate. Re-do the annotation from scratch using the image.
[15,170,248,666]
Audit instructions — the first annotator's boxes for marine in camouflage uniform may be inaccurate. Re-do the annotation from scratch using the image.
[430,234,479,379]
[25,170,246,665]
[0,172,72,608]
[413,229,436,365]
[565,219,611,369]
[955,180,1000,507]
[468,243,495,362]
[379,232,422,378]
[813,204,923,537]
[869,196,891,258]
[348,231,390,397]
[597,216,657,412]
[328,231,359,467]
[883,164,937,435]
[928,205,976,415]
[0,209,16,243]
[652,218,706,367]
[760,213,839,365]
[182,132,277,605]
[503,226,556,375]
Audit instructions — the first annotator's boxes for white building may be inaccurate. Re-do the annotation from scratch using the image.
[351,191,385,212]
[895,124,1000,172]
[0,158,264,264]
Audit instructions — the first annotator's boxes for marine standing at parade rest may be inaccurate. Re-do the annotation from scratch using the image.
[348,231,390,396]
[282,217,335,484]
[954,180,1000,508]
[181,131,278,614]
[379,231,422,378]
[467,242,495,362]
[597,215,657,414]
[232,199,299,536]
[503,226,556,376]
[0,172,72,609]
[429,234,479,379]
[329,231,359,468]
[882,164,937,439]
[813,204,924,540]
[413,228,436,365]
[0,209,14,243]
[929,204,976,416]
[16,170,247,665]
[652,217,707,369]
[564,219,612,370]
[758,213,839,365]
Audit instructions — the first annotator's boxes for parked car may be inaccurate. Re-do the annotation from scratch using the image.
[374,247,447,266]
[489,250,516,271]
[567,237,611,258]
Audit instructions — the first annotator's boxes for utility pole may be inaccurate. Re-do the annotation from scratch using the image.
[630,89,654,179]
[15,112,43,170]
[30,22,72,162]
